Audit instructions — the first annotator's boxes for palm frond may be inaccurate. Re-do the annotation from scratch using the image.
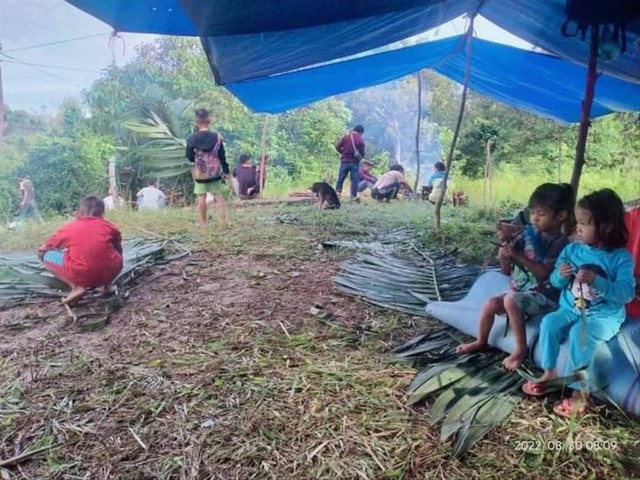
[0,239,189,309]
[123,107,190,178]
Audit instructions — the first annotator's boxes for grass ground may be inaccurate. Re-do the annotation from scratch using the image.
[1,200,638,479]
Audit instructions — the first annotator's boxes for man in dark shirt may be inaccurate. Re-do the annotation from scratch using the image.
[232,154,259,199]
[186,109,230,228]
[335,125,365,200]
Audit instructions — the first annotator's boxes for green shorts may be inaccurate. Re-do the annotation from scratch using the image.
[510,291,557,317]
[194,180,224,196]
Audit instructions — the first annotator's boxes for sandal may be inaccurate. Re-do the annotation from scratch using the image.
[522,380,549,397]
[553,398,587,418]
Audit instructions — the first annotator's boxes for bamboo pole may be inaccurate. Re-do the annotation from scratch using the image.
[570,25,599,195]
[413,71,422,193]
[435,16,476,231]
[259,115,269,199]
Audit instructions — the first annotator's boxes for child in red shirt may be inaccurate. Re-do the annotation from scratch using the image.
[38,196,123,305]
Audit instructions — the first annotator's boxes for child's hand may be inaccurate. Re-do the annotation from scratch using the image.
[559,263,575,279]
[498,244,511,261]
[576,268,596,285]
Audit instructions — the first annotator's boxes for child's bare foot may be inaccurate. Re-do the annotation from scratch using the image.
[502,348,527,370]
[456,340,486,354]
[62,286,87,306]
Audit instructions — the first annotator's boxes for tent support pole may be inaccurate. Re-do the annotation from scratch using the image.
[435,15,476,231]
[413,71,422,193]
[570,25,599,195]
[259,114,269,199]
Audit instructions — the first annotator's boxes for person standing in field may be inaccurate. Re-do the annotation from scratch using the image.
[335,125,365,201]
[18,176,43,222]
[186,109,230,228]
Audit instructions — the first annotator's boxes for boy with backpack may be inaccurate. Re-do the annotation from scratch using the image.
[186,109,230,228]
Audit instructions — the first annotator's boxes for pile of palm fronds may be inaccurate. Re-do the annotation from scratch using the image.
[333,236,592,457]
[332,231,480,316]
[391,328,523,457]
[0,238,189,308]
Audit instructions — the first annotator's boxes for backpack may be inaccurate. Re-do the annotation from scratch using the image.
[561,0,640,57]
[192,137,222,182]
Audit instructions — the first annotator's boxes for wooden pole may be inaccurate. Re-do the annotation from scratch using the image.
[413,71,422,193]
[259,115,269,198]
[570,25,599,195]
[483,139,491,204]
[557,124,562,183]
[435,16,476,231]
[485,139,493,204]
[0,44,6,143]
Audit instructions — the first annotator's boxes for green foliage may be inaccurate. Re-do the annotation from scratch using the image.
[3,35,638,218]
[0,144,25,221]
[25,135,110,215]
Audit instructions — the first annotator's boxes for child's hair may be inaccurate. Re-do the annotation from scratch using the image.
[577,188,628,250]
[353,125,364,134]
[389,164,404,173]
[239,154,251,164]
[434,161,445,172]
[528,182,575,230]
[194,108,210,123]
[147,179,157,186]
[77,196,105,218]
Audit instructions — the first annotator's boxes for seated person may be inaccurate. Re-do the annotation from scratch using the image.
[232,154,260,199]
[137,180,167,210]
[38,196,123,305]
[357,159,377,194]
[426,161,451,204]
[103,186,126,211]
[371,164,413,202]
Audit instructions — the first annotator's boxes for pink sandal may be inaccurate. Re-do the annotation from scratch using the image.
[522,381,549,397]
[553,398,587,418]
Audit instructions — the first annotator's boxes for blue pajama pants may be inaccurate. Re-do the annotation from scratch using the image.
[539,308,623,391]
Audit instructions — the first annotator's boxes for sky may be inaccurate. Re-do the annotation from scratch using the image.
[0,0,532,113]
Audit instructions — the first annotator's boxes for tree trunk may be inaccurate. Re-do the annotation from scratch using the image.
[435,17,476,230]
[414,71,422,192]
[570,25,599,195]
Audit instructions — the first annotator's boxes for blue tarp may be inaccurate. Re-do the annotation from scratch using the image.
[227,36,640,122]
[66,0,640,84]
[66,0,640,119]
[67,0,477,84]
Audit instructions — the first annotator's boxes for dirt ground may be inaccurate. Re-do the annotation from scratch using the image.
[1,204,638,479]
[1,248,432,479]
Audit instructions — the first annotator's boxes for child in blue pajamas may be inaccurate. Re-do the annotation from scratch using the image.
[457,183,574,370]
[523,189,636,417]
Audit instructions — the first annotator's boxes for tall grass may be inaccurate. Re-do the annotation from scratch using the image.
[456,164,640,206]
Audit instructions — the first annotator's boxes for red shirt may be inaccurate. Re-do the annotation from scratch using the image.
[42,217,123,287]
[625,205,640,318]
[335,132,365,162]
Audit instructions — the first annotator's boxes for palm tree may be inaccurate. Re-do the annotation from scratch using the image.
[122,100,194,204]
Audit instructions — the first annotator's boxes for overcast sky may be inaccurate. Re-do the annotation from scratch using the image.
[1,0,154,112]
[1,0,531,113]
